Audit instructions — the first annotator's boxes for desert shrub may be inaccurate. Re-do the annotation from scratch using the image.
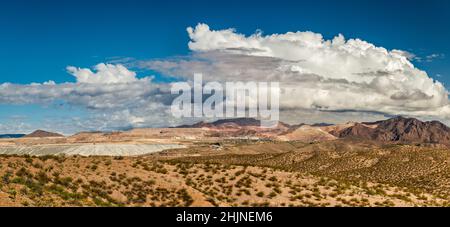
[185,178,194,187]
[36,171,50,184]
[268,191,277,198]
[274,187,282,194]
[206,198,218,207]
[24,179,44,196]
[235,176,252,188]
[144,180,155,186]
[16,167,33,178]
[177,189,194,206]
[148,163,168,174]
[268,176,277,182]
[8,189,17,198]
[44,165,54,172]
[215,177,226,184]
[234,170,245,177]
[38,155,53,161]
[7,162,16,168]
[24,155,33,164]
[2,171,12,184]
[11,177,26,184]
[75,178,84,184]
[32,161,43,169]
[52,171,60,178]
[382,199,395,207]
[54,155,66,163]
[240,189,251,196]
[55,176,73,187]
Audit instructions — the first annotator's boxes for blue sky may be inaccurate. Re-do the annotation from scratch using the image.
[0,0,449,134]
[1,0,449,84]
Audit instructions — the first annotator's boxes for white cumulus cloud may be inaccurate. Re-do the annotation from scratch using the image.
[67,63,144,84]
[144,23,450,122]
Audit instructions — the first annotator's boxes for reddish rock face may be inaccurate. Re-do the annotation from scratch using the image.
[179,118,269,129]
[177,118,291,138]
[177,117,450,145]
[335,123,375,139]
[336,116,450,144]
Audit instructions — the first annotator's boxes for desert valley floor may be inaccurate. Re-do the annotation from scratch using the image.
[2,140,450,207]
[2,117,450,207]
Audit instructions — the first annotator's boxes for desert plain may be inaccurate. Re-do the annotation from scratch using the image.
[2,117,450,207]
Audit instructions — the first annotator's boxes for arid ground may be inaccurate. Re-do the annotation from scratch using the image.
[2,139,450,207]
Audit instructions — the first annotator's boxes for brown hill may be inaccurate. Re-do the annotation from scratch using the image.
[25,130,64,138]
[336,116,450,144]
[336,123,375,138]
[178,118,273,129]
[277,125,337,142]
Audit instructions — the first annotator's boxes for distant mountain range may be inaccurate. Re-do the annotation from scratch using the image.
[334,116,450,144]
[178,118,291,129]
[177,118,263,128]
[0,134,26,139]
[2,117,450,145]
[176,116,450,145]
[0,130,64,139]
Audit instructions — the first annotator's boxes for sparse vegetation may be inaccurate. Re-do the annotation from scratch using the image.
[1,140,450,207]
